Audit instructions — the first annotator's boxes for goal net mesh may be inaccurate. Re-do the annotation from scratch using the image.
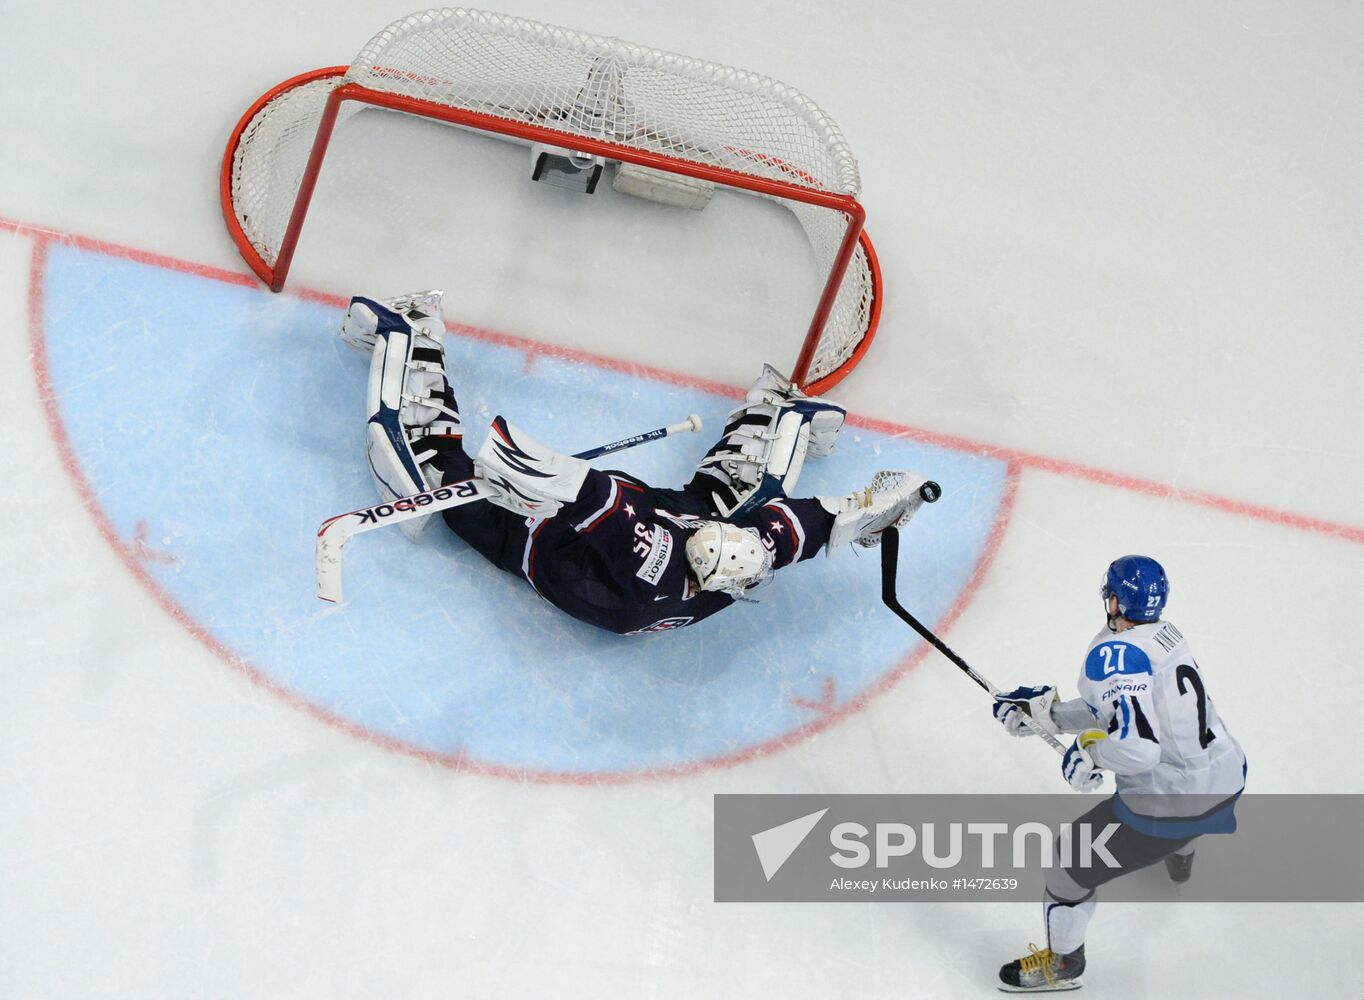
[227,8,876,386]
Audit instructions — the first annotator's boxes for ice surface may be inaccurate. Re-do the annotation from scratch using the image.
[1,2,1361,997]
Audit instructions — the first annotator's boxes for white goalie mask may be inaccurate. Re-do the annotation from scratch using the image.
[685,521,775,595]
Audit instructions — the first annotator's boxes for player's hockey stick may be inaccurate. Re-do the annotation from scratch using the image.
[315,414,703,603]
[879,526,1068,755]
[574,413,702,459]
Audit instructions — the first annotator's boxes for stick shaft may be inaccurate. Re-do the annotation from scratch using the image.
[572,415,702,460]
[315,478,491,602]
[879,527,1068,756]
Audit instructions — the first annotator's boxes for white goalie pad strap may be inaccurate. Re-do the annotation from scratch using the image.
[700,398,846,517]
[820,470,932,554]
[475,417,590,518]
[360,306,463,541]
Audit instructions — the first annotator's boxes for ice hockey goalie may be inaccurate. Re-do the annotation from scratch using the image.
[340,290,938,636]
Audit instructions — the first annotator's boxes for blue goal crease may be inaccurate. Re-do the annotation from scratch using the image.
[40,243,1010,775]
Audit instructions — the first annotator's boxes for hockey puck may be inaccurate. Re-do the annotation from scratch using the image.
[919,481,942,503]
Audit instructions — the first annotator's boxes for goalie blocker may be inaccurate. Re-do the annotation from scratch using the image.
[323,291,941,636]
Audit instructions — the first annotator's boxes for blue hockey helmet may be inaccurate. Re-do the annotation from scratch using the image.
[1101,555,1169,622]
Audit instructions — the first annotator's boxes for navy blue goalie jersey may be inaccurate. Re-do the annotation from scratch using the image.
[513,469,834,635]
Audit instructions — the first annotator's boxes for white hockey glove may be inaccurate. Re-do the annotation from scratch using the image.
[819,470,937,553]
[475,417,589,518]
[991,685,1061,738]
[1061,731,1107,792]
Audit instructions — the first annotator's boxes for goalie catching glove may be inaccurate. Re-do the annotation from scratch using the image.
[818,471,940,553]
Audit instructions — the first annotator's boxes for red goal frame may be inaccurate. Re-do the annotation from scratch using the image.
[220,67,881,394]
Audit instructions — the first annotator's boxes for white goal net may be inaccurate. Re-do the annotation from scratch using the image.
[222,8,881,390]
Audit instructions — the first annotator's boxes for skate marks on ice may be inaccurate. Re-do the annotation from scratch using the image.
[34,243,1010,780]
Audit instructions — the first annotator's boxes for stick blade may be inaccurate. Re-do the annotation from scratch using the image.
[315,518,348,603]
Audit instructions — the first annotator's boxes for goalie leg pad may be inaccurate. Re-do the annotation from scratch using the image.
[362,300,462,540]
[819,470,935,554]
[342,290,446,355]
[474,417,590,518]
[693,370,847,517]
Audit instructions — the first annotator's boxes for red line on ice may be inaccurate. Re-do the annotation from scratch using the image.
[790,675,838,715]
[6,210,1359,545]
[22,223,1015,785]
[13,214,1362,785]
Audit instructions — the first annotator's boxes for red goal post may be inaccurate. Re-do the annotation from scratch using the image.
[219,9,882,393]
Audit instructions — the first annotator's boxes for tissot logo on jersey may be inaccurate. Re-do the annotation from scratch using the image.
[634,523,674,585]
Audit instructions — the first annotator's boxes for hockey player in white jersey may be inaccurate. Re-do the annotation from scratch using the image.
[991,556,1247,992]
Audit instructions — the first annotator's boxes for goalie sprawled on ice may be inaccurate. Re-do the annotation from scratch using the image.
[338,290,937,636]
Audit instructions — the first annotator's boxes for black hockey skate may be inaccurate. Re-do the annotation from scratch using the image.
[998,944,1084,992]
[1164,850,1195,884]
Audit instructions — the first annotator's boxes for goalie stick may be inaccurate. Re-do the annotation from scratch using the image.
[879,526,1068,756]
[316,414,703,603]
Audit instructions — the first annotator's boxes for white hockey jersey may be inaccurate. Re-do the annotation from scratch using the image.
[1053,619,1247,826]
